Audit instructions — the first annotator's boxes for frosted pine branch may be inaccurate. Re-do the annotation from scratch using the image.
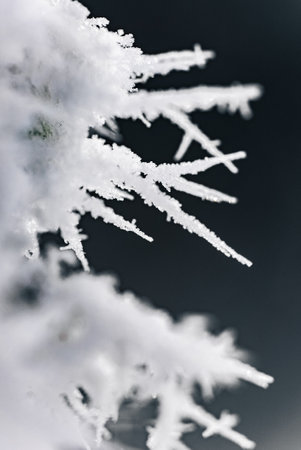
[120,85,261,170]
[0,0,272,449]
[0,252,273,449]
[0,0,260,266]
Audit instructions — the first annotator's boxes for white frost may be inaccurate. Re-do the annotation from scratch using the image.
[0,1,272,449]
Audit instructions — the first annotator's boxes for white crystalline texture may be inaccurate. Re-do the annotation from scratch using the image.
[0,0,272,449]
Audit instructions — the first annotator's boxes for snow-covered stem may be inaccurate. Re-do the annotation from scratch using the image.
[119,85,261,170]
[123,85,262,120]
[136,44,215,82]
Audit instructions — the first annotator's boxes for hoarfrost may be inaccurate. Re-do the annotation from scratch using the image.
[0,1,272,449]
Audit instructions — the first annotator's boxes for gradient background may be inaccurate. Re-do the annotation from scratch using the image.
[79,1,301,448]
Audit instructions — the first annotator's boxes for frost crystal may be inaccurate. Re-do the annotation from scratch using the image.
[0,0,272,449]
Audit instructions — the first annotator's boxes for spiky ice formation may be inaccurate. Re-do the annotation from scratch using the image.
[0,1,272,449]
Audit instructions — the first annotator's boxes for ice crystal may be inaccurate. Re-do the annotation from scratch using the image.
[0,0,272,449]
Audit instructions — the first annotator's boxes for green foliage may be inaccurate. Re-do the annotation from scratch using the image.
[28,117,53,140]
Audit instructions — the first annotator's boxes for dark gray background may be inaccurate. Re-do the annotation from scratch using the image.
[79,1,301,448]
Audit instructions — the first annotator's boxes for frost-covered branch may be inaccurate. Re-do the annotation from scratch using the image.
[119,85,261,170]
[0,252,272,449]
[135,45,215,82]
[123,85,261,120]
[0,0,272,449]
[66,143,251,267]
[147,381,256,450]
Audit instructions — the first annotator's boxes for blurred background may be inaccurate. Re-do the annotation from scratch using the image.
[78,1,301,448]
